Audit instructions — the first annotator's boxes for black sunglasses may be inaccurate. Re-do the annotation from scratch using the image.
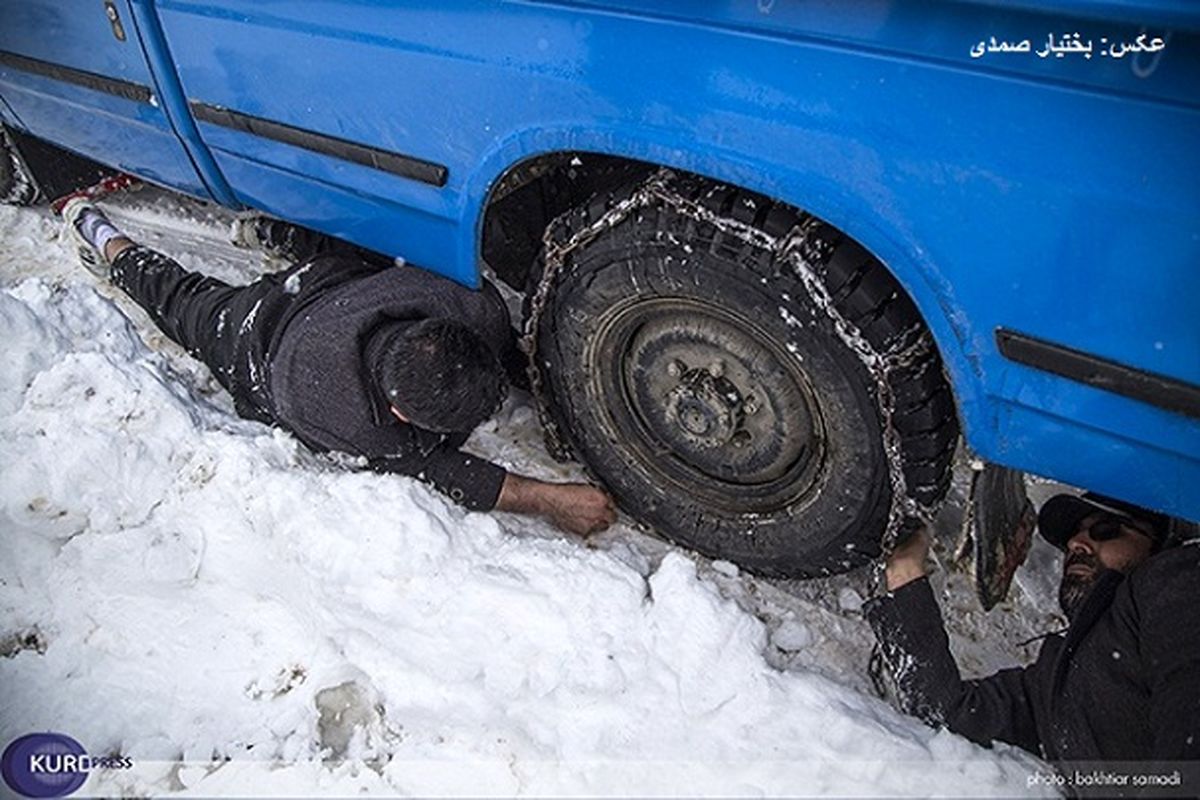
[1086,513,1152,542]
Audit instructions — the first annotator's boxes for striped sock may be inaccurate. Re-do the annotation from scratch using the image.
[75,209,124,253]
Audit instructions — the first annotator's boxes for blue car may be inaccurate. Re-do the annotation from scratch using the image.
[2,1,1196,581]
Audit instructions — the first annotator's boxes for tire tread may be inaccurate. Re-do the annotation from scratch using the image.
[525,173,960,578]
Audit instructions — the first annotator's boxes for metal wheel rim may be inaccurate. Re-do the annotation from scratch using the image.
[584,296,829,514]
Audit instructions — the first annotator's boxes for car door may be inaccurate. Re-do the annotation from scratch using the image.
[153,0,488,284]
[0,0,212,199]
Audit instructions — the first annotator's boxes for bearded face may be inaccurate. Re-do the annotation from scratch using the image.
[1057,512,1156,618]
[1058,549,1104,618]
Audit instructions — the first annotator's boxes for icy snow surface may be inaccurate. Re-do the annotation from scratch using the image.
[1,190,1067,797]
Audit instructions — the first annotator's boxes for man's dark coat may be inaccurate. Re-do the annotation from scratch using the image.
[865,543,1200,764]
[110,241,522,511]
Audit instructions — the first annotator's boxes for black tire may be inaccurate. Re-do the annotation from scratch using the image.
[526,173,958,578]
[1,126,41,206]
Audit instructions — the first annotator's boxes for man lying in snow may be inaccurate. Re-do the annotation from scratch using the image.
[61,199,616,536]
[867,494,1199,770]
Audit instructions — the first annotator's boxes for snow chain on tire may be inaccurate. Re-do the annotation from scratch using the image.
[523,169,951,560]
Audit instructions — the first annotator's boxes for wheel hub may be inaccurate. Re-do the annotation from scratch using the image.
[663,365,745,448]
[588,297,827,511]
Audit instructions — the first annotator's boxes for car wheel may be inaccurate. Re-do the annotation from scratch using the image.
[525,171,958,577]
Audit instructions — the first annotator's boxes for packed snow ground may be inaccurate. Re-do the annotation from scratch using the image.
[1,189,1068,797]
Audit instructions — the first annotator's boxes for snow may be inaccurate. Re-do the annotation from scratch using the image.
[1,191,1065,797]
[769,618,812,653]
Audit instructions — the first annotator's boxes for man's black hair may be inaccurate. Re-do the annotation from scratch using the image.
[369,318,506,434]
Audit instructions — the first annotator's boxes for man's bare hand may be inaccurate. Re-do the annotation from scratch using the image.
[885,525,930,591]
[540,483,617,536]
[496,473,617,536]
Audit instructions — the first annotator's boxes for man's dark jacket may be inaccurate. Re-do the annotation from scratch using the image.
[236,253,518,510]
[865,543,1200,764]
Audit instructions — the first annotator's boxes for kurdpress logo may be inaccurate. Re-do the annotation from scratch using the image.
[1,733,132,798]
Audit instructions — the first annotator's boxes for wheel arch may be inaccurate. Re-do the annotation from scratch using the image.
[466,127,987,451]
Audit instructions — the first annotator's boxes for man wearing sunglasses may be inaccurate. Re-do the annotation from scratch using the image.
[865,493,1199,770]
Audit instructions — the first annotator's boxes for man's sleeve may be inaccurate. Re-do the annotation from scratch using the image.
[367,443,507,511]
[864,577,1042,755]
[1135,544,1200,761]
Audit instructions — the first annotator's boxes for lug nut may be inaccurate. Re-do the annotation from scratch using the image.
[667,359,686,378]
[744,395,760,415]
[731,430,752,448]
[708,360,725,378]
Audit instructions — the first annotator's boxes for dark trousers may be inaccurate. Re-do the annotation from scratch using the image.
[109,221,387,424]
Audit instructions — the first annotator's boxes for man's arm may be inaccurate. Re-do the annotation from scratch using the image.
[495,472,617,537]
[865,529,1043,755]
[367,442,508,512]
[369,442,616,536]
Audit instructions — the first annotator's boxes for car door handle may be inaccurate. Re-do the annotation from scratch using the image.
[104,0,127,42]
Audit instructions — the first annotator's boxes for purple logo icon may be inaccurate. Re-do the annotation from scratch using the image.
[1,734,90,798]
